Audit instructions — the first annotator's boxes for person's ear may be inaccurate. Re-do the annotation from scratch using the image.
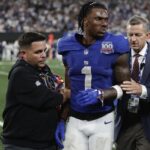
[18,51,26,59]
[146,32,150,38]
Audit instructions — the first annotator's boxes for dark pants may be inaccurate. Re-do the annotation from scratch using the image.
[3,144,57,150]
[117,123,150,150]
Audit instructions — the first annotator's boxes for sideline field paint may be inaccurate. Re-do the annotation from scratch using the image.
[0,121,3,127]
[0,71,8,76]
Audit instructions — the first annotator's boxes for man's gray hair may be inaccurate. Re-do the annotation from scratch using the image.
[127,15,150,32]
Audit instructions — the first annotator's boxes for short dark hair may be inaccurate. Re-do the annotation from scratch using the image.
[18,32,46,50]
[127,15,150,32]
[78,1,108,32]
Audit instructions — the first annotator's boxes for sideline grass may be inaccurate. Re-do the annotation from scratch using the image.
[0,127,4,150]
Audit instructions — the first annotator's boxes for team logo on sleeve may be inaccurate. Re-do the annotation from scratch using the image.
[101,42,114,54]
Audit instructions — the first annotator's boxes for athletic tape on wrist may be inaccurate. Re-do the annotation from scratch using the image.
[112,85,123,99]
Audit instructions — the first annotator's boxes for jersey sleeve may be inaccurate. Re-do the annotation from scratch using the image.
[57,33,82,55]
[114,34,130,54]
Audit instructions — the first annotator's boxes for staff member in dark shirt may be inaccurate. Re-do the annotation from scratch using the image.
[2,32,70,150]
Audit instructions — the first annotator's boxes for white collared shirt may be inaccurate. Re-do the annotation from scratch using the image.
[131,43,148,99]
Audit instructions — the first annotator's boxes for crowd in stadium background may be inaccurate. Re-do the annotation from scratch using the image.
[0,0,150,33]
[0,0,150,61]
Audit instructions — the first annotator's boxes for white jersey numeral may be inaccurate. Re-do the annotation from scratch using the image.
[81,66,92,89]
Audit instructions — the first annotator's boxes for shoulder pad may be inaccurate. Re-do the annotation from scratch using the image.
[57,33,82,54]
[112,33,130,54]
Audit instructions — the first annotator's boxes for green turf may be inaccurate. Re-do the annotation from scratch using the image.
[0,61,9,149]
[0,75,7,121]
[47,59,65,78]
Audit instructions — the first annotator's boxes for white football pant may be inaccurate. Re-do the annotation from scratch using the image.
[63,111,114,150]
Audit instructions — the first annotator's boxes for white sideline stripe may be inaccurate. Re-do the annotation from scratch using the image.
[0,121,3,127]
[0,62,14,65]
[0,71,8,76]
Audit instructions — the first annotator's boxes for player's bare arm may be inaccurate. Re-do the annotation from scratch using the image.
[60,65,71,121]
[103,53,131,100]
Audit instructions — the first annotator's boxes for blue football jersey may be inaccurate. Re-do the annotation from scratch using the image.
[58,32,130,113]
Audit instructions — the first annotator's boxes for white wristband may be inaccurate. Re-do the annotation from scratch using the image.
[112,85,123,99]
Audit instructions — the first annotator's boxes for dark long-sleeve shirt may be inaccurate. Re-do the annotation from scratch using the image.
[2,59,63,148]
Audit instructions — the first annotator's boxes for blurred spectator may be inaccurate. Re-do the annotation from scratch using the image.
[1,40,19,61]
[0,0,149,34]
[1,0,150,62]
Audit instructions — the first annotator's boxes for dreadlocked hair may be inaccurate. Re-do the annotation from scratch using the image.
[78,1,108,33]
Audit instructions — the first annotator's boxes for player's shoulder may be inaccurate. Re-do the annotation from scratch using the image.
[106,32,130,53]
[58,33,75,45]
[57,32,81,54]
[58,33,75,47]
[107,32,128,42]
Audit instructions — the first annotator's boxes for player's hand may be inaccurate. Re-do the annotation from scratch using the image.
[75,89,101,106]
[55,120,65,149]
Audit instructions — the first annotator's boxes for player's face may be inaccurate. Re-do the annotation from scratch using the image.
[127,24,148,53]
[84,8,108,38]
[23,40,47,68]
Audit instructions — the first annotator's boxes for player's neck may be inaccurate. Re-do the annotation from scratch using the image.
[82,34,96,45]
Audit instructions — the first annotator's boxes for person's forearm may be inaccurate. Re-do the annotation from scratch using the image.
[60,101,70,121]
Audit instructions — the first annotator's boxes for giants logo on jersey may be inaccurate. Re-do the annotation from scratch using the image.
[101,42,114,54]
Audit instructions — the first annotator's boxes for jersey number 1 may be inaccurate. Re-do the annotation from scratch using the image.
[81,66,92,89]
